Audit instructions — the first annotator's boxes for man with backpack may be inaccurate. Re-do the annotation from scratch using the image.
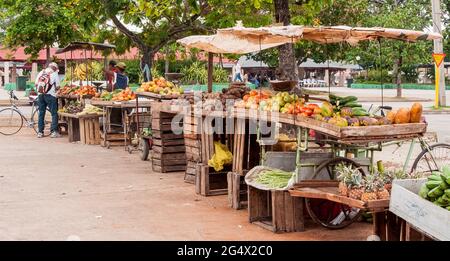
[35,62,61,138]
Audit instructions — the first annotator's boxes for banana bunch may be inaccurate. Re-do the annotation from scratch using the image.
[74,63,93,80]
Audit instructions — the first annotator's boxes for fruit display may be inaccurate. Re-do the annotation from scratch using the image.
[313,94,425,128]
[93,89,136,102]
[57,85,79,96]
[418,165,450,211]
[78,104,103,116]
[58,101,84,114]
[389,103,424,124]
[336,164,392,202]
[74,63,90,81]
[235,90,272,110]
[137,77,183,96]
[74,85,97,97]
[111,88,136,101]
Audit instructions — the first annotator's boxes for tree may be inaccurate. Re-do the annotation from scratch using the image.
[272,0,332,81]
[0,0,84,64]
[353,0,433,97]
[70,0,272,81]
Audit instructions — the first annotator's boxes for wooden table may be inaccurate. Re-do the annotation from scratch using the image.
[289,181,401,241]
[58,112,103,144]
[90,100,153,149]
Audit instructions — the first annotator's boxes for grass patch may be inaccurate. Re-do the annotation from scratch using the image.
[426,105,450,110]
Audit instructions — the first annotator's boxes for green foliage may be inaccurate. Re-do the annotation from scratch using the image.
[354,69,393,84]
[181,61,208,84]
[180,61,229,84]
[123,60,142,84]
[0,0,85,60]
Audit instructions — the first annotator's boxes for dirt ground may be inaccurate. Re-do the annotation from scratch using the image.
[0,129,373,241]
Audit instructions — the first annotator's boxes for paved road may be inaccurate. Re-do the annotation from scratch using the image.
[0,130,372,241]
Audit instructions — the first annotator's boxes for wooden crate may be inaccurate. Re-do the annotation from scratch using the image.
[228,118,260,209]
[184,161,197,184]
[195,164,229,196]
[79,117,101,145]
[227,172,248,210]
[66,117,80,142]
[248,186,305,233]
[390,179,450,240]
[151,111,187,173]
[58,112,102,145]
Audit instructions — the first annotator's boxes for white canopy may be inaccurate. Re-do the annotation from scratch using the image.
[177,25,304,54]
[177,25,442,54]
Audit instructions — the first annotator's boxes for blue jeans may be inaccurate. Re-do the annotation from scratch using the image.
[234,73,243,82]
[38,94,58,133]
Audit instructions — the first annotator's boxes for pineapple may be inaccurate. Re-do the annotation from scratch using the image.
[336,163,363,198]
[336,164,352,196]
[348,171,364,200]
[361,175,378,202]
[375,176,390,200]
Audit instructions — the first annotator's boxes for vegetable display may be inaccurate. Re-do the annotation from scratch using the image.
[78,104,103,116]
[58,101,84,114]
[419,165,450,211]
[255,169,293,189]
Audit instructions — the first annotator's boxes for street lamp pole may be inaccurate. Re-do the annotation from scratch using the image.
[431,0,447,106]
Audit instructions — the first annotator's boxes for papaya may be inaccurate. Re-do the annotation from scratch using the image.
[394,108,411,124]
[386,110,397,123]
[321,102,333,117]
[410,103,423,123]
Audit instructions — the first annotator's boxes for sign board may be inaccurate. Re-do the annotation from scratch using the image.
[432,53,446,67]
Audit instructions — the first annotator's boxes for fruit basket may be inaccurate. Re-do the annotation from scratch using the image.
[270,80,297,92]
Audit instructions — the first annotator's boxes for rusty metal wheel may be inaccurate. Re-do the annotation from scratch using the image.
[306,157,366,229]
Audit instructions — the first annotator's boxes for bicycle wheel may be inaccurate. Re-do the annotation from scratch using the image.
[31,108,52,136]
[411,143,450,174]
[0,108,24,135]
[306,157,365,229]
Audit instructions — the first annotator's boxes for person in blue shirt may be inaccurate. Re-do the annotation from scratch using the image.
[112,62,129,90]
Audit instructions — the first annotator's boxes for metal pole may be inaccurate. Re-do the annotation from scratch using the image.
[431,0,447,106]
[378,38,384,108]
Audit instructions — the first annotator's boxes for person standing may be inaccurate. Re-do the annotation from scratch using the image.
[35,62,61,138]
[232,62,243,82]
[104,60,118,91]
[112,62,129,90]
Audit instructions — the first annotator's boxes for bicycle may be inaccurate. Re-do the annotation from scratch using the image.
[0,90,52,136]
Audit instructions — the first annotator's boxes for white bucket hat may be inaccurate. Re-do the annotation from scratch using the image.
[48,62,59,72]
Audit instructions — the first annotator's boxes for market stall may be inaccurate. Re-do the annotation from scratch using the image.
[55,42,116,143]
[177,24,448,237]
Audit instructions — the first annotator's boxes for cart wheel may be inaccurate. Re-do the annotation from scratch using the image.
[127,145,134,154]
[306,157,365,229]
[411,143,450,174]
[305,198,362,229]
[310,157,367,180]
[140,138,150,161]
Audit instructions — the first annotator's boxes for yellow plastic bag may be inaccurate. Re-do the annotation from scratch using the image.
[208,141,233,172]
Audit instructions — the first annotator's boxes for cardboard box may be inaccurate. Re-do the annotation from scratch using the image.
[389,178,450,241]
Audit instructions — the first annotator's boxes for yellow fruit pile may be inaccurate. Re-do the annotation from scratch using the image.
[137,77,183,96]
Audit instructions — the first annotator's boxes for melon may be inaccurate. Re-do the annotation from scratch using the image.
[394,108,411,124]
[410,103,423,123]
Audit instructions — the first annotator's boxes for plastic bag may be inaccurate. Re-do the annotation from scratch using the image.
[208,141,233,172]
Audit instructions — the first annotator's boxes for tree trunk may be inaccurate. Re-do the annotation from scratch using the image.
[274,0,298,81]
[164,48,170,74]
[46,46,51,66]
[141,49,153,82]
[394,55,403,98]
